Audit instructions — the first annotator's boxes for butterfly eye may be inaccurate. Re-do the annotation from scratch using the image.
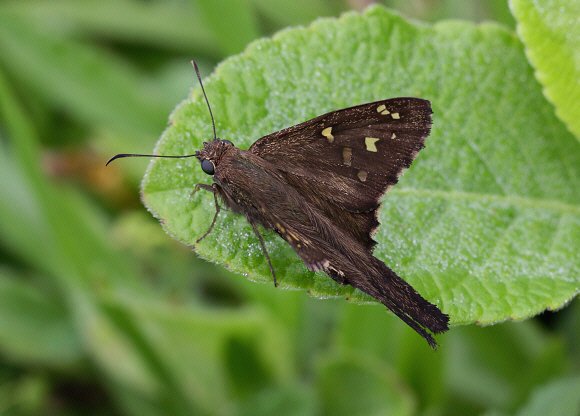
[221,140,233,146]
[200,159,215,175]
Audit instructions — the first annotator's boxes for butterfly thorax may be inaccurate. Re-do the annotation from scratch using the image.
[210,149,289,217]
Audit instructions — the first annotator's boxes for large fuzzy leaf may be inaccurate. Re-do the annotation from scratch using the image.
[142,6,579,326]
[510,0,580,140]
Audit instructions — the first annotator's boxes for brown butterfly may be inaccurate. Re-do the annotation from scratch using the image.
[108,62,449,348]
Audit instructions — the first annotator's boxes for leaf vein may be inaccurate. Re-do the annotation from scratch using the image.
[393,188,579,214]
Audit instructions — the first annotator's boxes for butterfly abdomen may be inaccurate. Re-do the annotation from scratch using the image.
[350,256,449,347]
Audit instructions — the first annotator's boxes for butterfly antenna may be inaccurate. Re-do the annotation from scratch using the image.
[107,61,215,166]
[191,60,217,141]
[106,152,199,166]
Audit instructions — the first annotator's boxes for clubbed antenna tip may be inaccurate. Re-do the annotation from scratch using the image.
[105,152,199,166]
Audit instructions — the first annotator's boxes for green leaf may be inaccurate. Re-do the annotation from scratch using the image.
[0,28,146,292]
[0,375,50,416]
[250,0,341,26]
[335,303,445,404]
[0,270,82,368]
[389,0,515,28]
[124,301,293,415]
[197,0,260,55]
[315,352,415,416]
[0,0,219,57]
[238,384,316,416]
[445,322,568,409]
[0,15,165,140]
[0,143,59,276]
[142,6,579,326]
[72,297,162,398]
[516,376,580,416]
[509,0,580,140]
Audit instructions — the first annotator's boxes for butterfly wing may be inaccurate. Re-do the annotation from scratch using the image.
[249,98,432,249]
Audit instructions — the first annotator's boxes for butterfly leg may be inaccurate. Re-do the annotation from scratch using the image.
[250,221,278,287]
[194,184,221,244]
[190,183,214,198]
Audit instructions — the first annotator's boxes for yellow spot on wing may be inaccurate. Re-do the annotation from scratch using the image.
[391,112,400,119]
[377,104,390,115]
[357,170,368,182]
[321,127,334,143]
[365,137,379,152]
[342,147,352,166]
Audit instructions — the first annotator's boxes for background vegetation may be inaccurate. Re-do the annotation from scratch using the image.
[0,1,577,415]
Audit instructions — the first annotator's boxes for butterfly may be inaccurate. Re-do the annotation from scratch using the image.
[108,62,449,348]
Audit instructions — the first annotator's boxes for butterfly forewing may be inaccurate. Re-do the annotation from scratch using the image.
[250,98,432,249]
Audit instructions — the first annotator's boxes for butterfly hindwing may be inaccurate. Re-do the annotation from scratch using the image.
[249,97,432,249]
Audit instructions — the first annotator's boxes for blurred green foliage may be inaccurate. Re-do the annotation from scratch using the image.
[0,1,577,415]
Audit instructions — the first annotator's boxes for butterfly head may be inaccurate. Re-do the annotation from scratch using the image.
[196,139,235,175]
